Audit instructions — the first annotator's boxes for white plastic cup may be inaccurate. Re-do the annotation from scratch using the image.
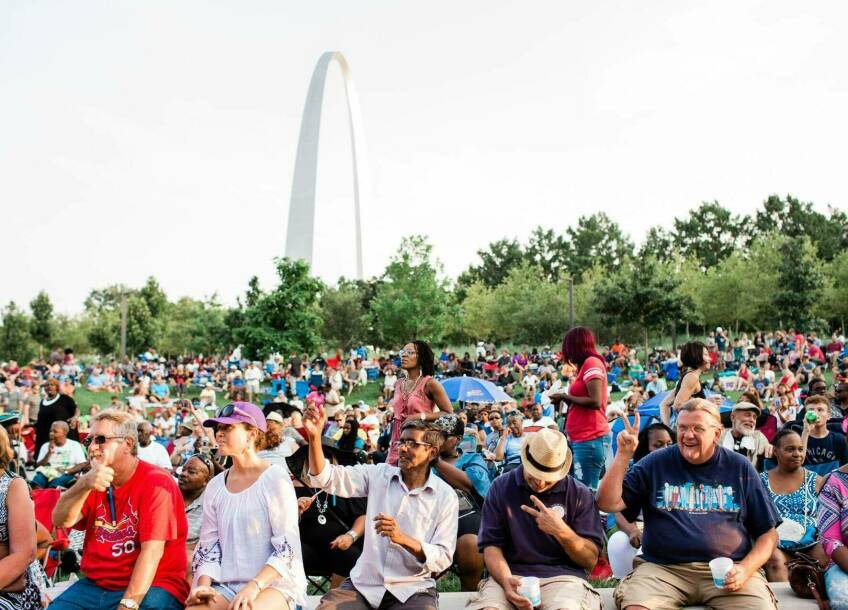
[608,530,640,579]
[709,557,734,588]
[518,576,541,607]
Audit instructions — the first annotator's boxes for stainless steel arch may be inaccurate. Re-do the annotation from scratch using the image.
[285,51,366,279]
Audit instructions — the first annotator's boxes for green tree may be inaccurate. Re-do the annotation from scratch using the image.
[490,264,568,346]
[0,302,36,363]
[456,238,525,294]
[319,281,371,351]
[235,258,324,359]
[525,227,570,282]
[672,201,743,269]
[819,251,848,330]
[52,314,92,355]
[29,291,54,353]
[639,226,676,261]
[772,236,824,329]
[752,194,848,262]
[459,282,498,342]
[596,256,693,357]
[369,235,454,347]
[564,212,633,281]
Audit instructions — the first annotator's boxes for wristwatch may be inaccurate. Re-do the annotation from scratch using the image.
[347,529,360,542]
[119,600,139,610]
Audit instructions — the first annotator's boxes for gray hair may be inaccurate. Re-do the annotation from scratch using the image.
[400,419,444,454]
[92,409,139,455]
[51,420,70,434]
[677,398,722,426]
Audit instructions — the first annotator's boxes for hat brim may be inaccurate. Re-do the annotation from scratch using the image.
[520,435,572,483]
[203,415,267,432]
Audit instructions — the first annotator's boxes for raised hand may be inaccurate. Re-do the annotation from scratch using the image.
[83,459,114,492]
[616,412,640,457]
[374,512,404,545]
[302,405,326,441]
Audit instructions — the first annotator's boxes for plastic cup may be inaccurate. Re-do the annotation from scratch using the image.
[518,576,541,607]
[709,557,734,588]
[806,411,818,423]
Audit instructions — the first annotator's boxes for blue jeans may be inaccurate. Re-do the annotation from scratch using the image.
[827,563,848,610]
[48,578,183,610]
[571,433,612,492]
[31,472,77,489]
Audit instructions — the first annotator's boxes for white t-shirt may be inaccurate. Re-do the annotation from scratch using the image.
[36,440,87,471]
[522,374,539,389]
[138,441,174,471]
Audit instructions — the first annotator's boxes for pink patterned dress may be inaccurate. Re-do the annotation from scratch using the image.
[386,375,434,466]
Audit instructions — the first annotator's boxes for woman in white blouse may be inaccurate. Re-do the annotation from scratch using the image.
[186,401,306,610]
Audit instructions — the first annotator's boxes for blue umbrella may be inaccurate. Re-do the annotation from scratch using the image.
[637,389,733,417]
[440,376,512,403]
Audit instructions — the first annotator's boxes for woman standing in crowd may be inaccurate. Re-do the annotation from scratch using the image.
[386,340,452,466]
[760,428,825,582]
[553,326,610,491]
[0,426,41,610]
[818,461,848,609]
[660,341,710,427]
[187,402,306,610]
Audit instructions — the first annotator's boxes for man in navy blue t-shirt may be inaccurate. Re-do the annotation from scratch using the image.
[598,399,780,610]
[466,428,604,610]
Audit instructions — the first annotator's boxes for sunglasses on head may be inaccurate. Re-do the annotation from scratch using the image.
[216,403,259,427]
[83,435,126,448]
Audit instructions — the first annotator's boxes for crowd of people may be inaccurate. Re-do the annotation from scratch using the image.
[1,326,848,609]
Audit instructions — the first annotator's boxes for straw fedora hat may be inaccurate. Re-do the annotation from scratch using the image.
[520,428,572,482]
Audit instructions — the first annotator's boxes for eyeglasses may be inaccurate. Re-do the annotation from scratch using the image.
[490,415,502,419]
[216,403,259,428]
[397,438,432,449]
[400,348,418,357]
[83,435,126,447]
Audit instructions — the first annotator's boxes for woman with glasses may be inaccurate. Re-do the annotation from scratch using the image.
[386,340,452,466]
[187,402,306,610]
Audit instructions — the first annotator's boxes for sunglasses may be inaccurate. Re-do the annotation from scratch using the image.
[216,403,259,428]
[185,452,215,474]
[400,348,418,357]
[83,435,126,448]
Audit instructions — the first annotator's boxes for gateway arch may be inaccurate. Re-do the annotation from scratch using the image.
[285,51,366,279]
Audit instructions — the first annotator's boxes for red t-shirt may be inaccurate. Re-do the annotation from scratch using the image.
[75,460,189,602]
[565,356,610,443]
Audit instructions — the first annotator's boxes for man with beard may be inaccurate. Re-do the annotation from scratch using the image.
[35,377,78,457]
[304,406,456,610]
[719,402,772,471]
[136,421,172,471]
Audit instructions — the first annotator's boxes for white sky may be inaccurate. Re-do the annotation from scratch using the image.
[2,1,847,313]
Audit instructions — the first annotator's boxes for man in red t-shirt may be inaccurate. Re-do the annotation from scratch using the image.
[51,409,189,610]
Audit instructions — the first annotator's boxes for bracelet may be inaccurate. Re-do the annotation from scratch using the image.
[346,529,360,542]
[250,578,265,591]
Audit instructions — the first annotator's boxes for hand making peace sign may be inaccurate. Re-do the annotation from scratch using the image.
[617,411,640,457]
[520,495,569,537]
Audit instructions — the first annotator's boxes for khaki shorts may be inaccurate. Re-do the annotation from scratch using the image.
[465,575,602,610]
[613,559,777,610]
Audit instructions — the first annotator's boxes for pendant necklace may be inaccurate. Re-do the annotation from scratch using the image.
[315,492,329,525]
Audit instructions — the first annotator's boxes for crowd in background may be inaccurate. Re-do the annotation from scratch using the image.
[1,327,848,609]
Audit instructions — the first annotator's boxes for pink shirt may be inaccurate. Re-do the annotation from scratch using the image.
[387,375,434,465]
[818,469,848,563]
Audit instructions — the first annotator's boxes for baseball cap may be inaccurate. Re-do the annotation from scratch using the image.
[203,401,267,432]
[266,411,285,424]
[732,401,761,415]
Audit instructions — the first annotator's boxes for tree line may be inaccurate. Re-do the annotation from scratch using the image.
[2,194,846,363]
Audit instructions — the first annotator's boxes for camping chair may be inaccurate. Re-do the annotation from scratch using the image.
[270,378,286,396]
[296,380,310,399]
[33,488,81,585]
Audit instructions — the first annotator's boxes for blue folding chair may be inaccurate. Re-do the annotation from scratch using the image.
[296,380,310,399]
[270,379,286,396]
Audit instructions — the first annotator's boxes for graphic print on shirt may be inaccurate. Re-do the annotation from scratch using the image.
[655,482,740,513]
[192,540,222,573]
[94,497,140,556]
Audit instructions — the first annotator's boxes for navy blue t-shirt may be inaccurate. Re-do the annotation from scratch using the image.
[621,445,780,564]
[477,467,604,578]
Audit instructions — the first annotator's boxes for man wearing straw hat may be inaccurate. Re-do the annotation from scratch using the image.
[466,428,604,610]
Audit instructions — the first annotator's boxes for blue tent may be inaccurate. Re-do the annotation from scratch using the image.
[440,376,512,403]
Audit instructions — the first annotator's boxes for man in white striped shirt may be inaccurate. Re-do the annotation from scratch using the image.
[304,407,457,610]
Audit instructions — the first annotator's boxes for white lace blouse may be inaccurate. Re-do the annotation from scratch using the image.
[192,464,306,606]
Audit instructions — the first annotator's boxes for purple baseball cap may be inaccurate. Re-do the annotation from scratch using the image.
[203,401,267,432]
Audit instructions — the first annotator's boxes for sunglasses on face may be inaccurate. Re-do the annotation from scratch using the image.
[83,435,126,448]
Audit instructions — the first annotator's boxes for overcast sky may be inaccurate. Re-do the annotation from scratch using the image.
[2,1,846,313]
